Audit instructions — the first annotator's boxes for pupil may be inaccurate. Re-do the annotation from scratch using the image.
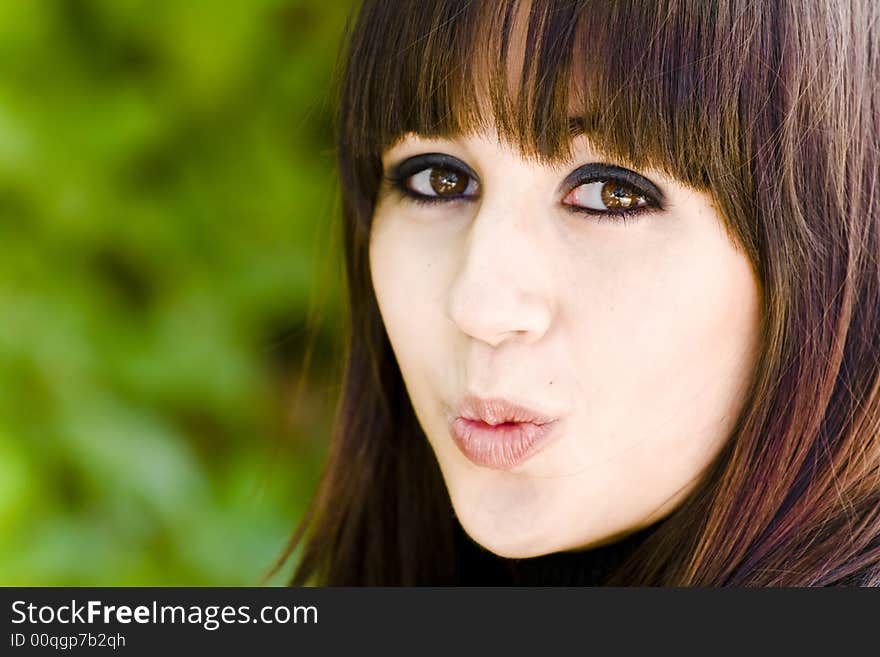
[430,168,466,195]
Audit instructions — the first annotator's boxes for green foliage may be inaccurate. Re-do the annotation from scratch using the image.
[0,0,351,584]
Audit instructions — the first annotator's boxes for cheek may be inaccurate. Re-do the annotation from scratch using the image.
[585,249,756,386]
[562,212,761,480]
[369,212,447,387]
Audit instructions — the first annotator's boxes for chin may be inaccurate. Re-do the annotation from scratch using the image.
[455,511,563,559]
[467,531,549,559]
[444,476,581,559]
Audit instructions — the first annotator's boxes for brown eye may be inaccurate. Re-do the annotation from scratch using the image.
[429,167,469,195]
[600,181,648,210]
[562,180,651,212]
[406,165,478,198]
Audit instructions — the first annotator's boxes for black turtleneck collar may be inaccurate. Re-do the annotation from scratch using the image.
[456,522,660,586]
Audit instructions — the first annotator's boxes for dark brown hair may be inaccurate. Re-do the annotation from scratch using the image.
[272,0,880,585]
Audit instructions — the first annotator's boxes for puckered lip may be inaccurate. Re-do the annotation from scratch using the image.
[454,393,558,426]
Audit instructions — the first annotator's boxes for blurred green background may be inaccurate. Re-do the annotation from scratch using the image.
[0,0,352,584]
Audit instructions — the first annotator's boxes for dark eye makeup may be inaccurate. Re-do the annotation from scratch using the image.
[384,153,479,204]
[558,163,665,222]
[383,153,665,222]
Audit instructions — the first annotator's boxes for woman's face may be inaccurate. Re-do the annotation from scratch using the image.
[369,130,762,558]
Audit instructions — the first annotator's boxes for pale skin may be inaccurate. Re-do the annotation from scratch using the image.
[369,130,762,558]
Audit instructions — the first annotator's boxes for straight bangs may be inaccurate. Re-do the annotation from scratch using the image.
[339,0,766,263]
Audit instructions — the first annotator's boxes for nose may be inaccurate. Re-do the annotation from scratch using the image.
[445,203,555,348]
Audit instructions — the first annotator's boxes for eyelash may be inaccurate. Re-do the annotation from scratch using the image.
[564,196,655,225]
[384,156,662,224]
[385,174,473,207]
